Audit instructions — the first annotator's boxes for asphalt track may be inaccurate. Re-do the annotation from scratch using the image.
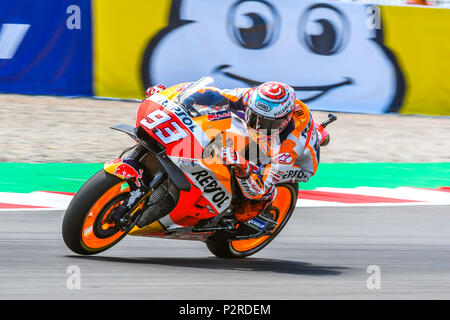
[1,206,449,299]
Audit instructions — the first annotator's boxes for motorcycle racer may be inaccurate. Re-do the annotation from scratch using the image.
[146,81,324,221]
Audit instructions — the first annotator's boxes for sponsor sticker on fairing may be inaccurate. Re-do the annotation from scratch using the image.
[177,162,231,213]
[207,110,231,121]
[148,94,210,148]
[246,217,268,231]
[190,169,231,210]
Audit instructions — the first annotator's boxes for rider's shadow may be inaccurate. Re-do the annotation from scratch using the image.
[68,255,348,276]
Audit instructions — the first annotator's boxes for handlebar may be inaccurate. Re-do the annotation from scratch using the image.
[320,113,337,128]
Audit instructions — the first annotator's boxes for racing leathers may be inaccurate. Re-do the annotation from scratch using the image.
[146,85,320,207]
[215,87,320,205]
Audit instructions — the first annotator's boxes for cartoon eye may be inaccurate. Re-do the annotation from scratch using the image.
[227,0,280,49]
[298,4,350,55]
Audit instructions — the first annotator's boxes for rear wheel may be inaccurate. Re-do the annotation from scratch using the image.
[206,183,298,258]
[62,170,138,255]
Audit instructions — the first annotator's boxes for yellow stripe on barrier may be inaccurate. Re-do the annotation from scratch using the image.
[381,6,450,116]
[92,0,172,99]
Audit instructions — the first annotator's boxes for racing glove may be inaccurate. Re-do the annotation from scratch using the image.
[220,147,252,178]
[220,147,277,202]
[145,84,166,98]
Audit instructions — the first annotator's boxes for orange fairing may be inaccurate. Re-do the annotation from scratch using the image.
[230,185,293,252]
[200,158,232,194]
[167,185,204,227]
[136,99,205,159]
[195,115,232,141]
[158,83,190,100]
[129,221,165,236]
[167,170,231,227]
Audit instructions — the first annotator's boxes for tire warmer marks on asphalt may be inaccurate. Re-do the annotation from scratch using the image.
[1,187,450,211]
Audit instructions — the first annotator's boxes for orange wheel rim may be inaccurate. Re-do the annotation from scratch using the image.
[81,182,130,250]
[231,185,293,252]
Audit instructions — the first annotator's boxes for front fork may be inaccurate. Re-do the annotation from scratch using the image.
[103,145,166,230]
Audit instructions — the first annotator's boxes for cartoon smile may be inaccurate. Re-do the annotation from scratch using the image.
[213,64,353,103]
[143,0,404,113]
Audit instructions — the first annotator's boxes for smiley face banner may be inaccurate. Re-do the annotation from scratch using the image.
[140,0,404,114]
[13,0,441,116]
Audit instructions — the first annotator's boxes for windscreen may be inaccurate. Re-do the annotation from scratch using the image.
[176,77,230,117]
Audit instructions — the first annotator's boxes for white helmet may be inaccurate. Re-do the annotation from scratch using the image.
[245,82,295,133]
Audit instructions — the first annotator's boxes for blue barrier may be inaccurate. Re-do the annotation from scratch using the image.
[0,0,92,96]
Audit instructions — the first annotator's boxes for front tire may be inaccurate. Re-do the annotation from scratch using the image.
[62,170,132,255]
[206,183,298,258]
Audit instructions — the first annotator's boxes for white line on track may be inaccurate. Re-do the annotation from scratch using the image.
[1,187,449,211]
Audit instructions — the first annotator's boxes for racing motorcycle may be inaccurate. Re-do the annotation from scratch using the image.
[62,77,336,258]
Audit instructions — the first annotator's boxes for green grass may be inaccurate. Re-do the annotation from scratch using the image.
[1,162,449,193]
[0,163,103,193]
[304,163,450,190]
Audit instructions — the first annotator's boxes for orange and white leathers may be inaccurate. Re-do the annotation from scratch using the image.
[217,87,320,202]
[146,85,320,202]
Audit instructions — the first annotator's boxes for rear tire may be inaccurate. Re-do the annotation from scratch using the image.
[62,170,131,255]
[206,183,298,258]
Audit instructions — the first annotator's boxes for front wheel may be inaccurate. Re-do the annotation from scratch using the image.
[62,170,135,255]
[206,183,298,258]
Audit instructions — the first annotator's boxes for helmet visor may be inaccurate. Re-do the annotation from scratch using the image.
[245,107,289,133]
